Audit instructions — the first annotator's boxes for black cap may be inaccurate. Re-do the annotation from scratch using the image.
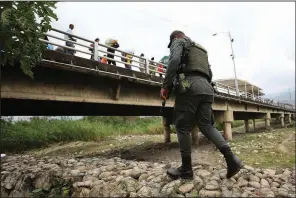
[168,30,184,48]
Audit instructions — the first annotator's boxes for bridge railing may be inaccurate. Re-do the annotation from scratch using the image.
[40,28,295,112]
[42,28,167,77]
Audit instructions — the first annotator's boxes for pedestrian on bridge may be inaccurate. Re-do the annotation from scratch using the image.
[160,30,243,180]
[139,53,146,73]
[64,24,77,55]
[105,39,119,66]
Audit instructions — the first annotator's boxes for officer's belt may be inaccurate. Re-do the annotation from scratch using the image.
[183,71,208,79]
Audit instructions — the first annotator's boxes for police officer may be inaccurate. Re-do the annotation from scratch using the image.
[160,30,243,180]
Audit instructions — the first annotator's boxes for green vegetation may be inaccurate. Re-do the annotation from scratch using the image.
[1,116,163,152]
[214,120,244,131]
[0,1,58,78]
[1,116,245,153]
[229,128,295,168]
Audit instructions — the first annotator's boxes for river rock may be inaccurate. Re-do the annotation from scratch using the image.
[178,183,194,194]
[199,188,221,197]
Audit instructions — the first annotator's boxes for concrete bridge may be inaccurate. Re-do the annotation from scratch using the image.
[1,28,295,142]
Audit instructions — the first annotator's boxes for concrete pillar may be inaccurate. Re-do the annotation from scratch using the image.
[280,113,285,127]
[244,120,249,133]
[162,116,171,143]
[285,114,291,124]
[265,112,271,129]
[191,125,199,146]
[224,110,234,141]
[253,119,256,132]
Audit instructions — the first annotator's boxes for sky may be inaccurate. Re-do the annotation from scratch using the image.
[48,2,295,95]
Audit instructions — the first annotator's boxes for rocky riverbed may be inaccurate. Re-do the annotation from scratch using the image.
[1,155,295,197]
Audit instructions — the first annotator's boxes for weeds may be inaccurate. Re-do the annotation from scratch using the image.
[1,116,245,152]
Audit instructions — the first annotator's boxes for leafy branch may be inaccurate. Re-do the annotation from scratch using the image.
[0,1,58,78]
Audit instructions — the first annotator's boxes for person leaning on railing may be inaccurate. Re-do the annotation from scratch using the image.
[64,24,77,55]
[139,53,146,73]
[158,61,164,78]
[121,50,134,70]
[105,39,120,66]
[149,57,156,75]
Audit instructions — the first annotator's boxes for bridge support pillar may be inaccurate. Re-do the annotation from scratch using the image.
[280,113,285,127]
[191,125,199,146]
[253,119,256,132]
[223,110,233,141]
[244,120,249,133]
[265,113,271,129]
[162,116,172,143]
[285,114,291,124]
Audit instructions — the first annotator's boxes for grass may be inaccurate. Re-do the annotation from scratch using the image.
[228,127,295,168]
[1,116,245,153]
[1,116,164,153]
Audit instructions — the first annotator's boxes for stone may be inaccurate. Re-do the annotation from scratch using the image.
[237,178,248,187]
[70,170,80,177]
[130,192,138,197]
[73,180,93,188]
[249,181,260,188]
[205,180,220,190]
[138,173,149,181]
[131,168,142,179]
[178,183,194,194]
[241,191,249,197]
[260,179,270,188]
[221,186,232,197]
[199,189,221,197]
[120,169,133,177]
[281,183,291,191]
[222,178,235,190]
[3,173,18,190]
[137,186,152,197]
[99,171,113,179]
[72,187,90,197]
[122,177,137,193]
[278,188,289,197]
[283,169,291,176]
[271,182,280,188]
[161,180,181,196]
[197,170,211,179]
[260,188,274,197]
[232,187,242,197]
[210,175,221,182]
[249,175,260,182]
[263,169,276,177]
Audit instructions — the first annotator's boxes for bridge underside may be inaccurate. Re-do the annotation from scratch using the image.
[1,98,174,116]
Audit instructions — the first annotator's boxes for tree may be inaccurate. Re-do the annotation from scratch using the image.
[0,1,58,78]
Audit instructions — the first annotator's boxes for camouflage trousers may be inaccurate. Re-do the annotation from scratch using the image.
[173,94,228,158]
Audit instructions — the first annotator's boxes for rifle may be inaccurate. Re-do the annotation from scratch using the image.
[160,42,191,115]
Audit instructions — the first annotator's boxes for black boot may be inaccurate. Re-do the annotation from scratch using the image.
[167,156,193,180]
[219,145,243,179]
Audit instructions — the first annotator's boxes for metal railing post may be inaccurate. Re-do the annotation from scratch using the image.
[227,86,230,94]
[93,41,98,61]
[145,58,150,74]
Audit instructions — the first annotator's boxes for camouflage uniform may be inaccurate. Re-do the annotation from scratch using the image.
[163,32,242,180]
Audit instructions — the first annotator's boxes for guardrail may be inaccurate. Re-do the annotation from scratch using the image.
[40,28,295,112]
